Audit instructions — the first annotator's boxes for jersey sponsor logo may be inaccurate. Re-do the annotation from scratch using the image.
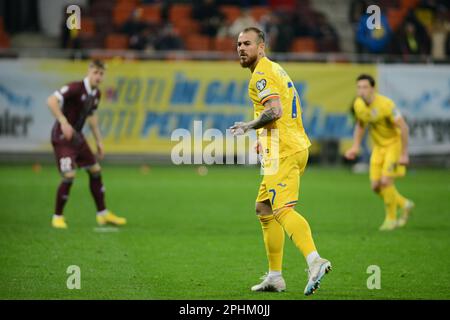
[255,71,265,75]
[256,79,267,91]
[81,94,86,101]
[277,182,287,187]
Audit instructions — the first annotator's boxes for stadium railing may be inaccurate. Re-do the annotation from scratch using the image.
[0,48,448,64]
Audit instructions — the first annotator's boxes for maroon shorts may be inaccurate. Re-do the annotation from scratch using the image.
[52,134,97,173]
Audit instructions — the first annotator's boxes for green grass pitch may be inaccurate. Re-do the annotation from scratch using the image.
[0,164,449,299]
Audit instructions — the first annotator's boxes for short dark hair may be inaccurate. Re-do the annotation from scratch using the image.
[242,27,265,44]
[356,74,375,87]
[89,59,106,70]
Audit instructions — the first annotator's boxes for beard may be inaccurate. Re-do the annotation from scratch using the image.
[239,54,257,68]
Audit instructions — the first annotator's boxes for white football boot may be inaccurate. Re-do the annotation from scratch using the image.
[251,273,286,292]
[304,257,332,296]
[397,200,415,228]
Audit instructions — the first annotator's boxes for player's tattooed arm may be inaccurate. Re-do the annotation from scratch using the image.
[250,98,283,129]
[230,97,282,135]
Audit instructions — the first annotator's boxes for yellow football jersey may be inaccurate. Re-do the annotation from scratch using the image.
[248,57,311,160]
[353,94,401,147]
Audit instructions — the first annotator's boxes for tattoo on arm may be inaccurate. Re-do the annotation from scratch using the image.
[248,98,283,130]
[251,108,278,129]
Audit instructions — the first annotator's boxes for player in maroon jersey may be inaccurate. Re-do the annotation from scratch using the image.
[47,60,126,229]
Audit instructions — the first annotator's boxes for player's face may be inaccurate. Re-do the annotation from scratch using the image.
[356,80,374,103]
[88,67,105,88]
[237,31,261,68]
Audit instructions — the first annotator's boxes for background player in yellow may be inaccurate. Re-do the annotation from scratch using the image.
[345,74,415,231]
[230,27,331,296]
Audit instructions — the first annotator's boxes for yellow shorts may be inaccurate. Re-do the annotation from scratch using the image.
[256,148,308,211]
[370,140,406,181]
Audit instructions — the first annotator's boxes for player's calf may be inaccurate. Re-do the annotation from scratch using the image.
[86,167,127,226]
[52,174,75,229]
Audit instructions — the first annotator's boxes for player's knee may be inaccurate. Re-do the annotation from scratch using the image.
[62,171,76,181]
[87,163,101,175]
[255,201,272,216]
[371,181,381,193]
[380,177,393,189]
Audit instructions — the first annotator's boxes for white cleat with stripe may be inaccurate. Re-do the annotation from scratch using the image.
[304,257,332,296]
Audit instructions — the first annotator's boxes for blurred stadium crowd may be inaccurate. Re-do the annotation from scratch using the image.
[0,0,449,61]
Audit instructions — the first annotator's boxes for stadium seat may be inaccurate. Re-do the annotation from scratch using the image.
[387,8,408,30]
[105,33,129,49]
[0,31,10,48]
[220,5,241,23]
[113,3,136,26]
[81,17,96,37]
[169,3,192,23]
[116,0,139,6]
[185,35,211,51]
[249,6,270,21]
[141,4,161,24]
[401,0,420,9]
[173,19,201,40]
[213,37,236,52]
[290,37,317,53]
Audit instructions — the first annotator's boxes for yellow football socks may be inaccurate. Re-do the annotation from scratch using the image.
[274,207,317,258]
[380,185,397,221]
[258,214,284,272]
[393,186,407,209]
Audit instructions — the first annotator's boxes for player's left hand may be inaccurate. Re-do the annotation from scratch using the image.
[229,122,249,136]
[96,142,104,160]
[399,153,409,165]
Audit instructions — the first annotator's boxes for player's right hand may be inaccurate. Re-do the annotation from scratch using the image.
[61,122,74,141]
[344,147,359,160]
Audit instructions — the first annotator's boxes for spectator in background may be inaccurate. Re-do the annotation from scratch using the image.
[413,0,439,32]
[349,0,368,25]
[392,20,431,58]
[430,6,450,61]
[61,6,80,49]
[259,12,279,50]
[219,9,261,38]
[349,0,368,53]
[121,8,153,50]
[154,23,184,50]
[192,0,225,37]
[271,11,295,52]
[356,10,392,54]
[292,11,314,38]
[313,12,340,52]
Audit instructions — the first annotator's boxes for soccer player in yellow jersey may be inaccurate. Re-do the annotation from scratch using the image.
[230,27,331,295]
[345,74,415,231]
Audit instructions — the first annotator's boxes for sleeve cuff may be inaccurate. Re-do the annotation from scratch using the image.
[53,91,64,106]
[260,94,280,105]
